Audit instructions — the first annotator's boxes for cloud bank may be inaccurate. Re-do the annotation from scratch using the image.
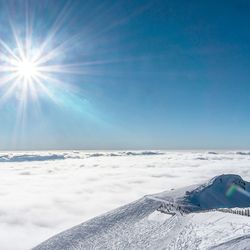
[0,151,250,249]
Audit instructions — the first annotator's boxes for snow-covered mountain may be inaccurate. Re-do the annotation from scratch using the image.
[34,174,250,250]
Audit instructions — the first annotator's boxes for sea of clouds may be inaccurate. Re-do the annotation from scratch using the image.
[0,150,250,249]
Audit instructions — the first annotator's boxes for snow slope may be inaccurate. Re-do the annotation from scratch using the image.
[34,174,250,250]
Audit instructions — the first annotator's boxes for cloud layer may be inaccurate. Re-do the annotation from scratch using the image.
[0,151,163,162]
[0,151,250,249]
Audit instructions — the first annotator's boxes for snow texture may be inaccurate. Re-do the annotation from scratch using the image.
[34,174,250,249]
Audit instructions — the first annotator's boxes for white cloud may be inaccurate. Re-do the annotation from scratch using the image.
[0,151,250,249]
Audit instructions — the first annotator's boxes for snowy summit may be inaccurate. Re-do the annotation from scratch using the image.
[34,174,250,250]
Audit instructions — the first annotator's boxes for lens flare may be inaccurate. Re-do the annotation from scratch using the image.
[226,183,250,198]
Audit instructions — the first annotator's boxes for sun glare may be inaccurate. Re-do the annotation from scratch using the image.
[16,59,38,79]
[0,3,91,112]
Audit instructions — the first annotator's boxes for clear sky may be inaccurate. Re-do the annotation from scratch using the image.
[0,0,250,150]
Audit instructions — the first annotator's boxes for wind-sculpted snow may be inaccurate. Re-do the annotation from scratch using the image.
[1,151,250,249]
[211,235,250,249]
[186,174,250,210]
[34,198,162,250]
[34,174,250,250]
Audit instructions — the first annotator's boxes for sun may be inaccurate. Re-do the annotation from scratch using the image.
[0,42,56,103]
[16,59,39,79]
[0,3,90,108]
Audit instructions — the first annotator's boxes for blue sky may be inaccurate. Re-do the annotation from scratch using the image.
[0,0,250,150]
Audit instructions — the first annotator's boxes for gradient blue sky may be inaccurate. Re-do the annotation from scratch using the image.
[0,0,250,150]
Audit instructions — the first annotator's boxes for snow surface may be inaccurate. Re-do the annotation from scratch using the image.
[0,150,250,249]
[33,174,250,249]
